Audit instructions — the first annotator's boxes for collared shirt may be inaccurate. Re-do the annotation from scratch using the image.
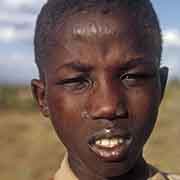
[52,155,180,180]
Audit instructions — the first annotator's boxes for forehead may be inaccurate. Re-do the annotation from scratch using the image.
[54,7,139,41]
[45,8,158,70]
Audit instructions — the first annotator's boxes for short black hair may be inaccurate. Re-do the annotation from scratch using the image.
[34,0,162,77]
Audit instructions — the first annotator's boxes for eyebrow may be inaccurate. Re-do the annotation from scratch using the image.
[116,58,156,71]
[56,61,93,73]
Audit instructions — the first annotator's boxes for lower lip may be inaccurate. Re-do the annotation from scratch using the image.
[89,139,132,162]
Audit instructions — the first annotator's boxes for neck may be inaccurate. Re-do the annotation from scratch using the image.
[68,153,149,180]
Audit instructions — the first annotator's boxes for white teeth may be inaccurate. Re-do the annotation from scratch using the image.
[110,138,118,147]
[101,139,109,146]
[95,140,101,145]
[95,138,124,148]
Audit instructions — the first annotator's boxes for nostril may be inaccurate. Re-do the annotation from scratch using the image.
[89,98,128,120]
[116,108,128,118]
[92,107,128,121]
[94,105,117,119]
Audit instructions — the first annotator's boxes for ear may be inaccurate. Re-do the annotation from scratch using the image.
[31,79,49,117]
[159,66,169,101]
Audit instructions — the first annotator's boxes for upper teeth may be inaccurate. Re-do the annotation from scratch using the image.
[95,138,124,148]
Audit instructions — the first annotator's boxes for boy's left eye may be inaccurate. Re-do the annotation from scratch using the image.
[120,73,156,87]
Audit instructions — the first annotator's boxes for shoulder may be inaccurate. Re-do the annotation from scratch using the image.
[148,164,180,180]
[165,174,180,180]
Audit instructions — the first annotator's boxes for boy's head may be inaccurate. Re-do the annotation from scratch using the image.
[32,0,168,178]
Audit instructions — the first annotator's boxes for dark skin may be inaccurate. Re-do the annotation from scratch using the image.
[32,8,168,180]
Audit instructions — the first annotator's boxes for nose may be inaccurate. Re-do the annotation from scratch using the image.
[87,82,128,120]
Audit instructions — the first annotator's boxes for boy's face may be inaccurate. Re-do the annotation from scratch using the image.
[32,9,167,178]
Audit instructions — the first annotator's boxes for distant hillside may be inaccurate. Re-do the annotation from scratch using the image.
[0,85,37,111]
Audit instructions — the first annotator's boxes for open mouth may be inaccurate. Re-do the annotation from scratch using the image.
[88,128,133,162]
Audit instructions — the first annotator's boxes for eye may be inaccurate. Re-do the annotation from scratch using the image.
[120,73,156,87]
[56,75,91,92]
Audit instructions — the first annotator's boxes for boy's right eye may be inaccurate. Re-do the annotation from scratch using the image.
[56,75,91,92]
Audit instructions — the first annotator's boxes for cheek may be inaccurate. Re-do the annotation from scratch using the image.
[47,89,87,146]
[127,85,161,133]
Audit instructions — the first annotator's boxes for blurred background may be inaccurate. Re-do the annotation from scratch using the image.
[0,0,180,179]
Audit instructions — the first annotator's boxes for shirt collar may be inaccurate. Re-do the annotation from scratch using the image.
[54,154,78,180]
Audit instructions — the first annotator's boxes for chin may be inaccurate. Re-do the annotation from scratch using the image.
[88,157,134,178]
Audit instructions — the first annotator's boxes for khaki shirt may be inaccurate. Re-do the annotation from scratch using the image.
[52,155,180,180]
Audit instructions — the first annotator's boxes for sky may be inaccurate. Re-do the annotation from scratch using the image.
[0,0,180,84]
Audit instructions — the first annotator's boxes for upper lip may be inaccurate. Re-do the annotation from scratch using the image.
[88,128,132,145]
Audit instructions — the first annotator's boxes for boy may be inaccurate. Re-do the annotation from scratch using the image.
[31,0,179,179]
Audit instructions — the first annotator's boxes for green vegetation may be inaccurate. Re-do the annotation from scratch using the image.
[0,85,37,112]
[0,81,180,180]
